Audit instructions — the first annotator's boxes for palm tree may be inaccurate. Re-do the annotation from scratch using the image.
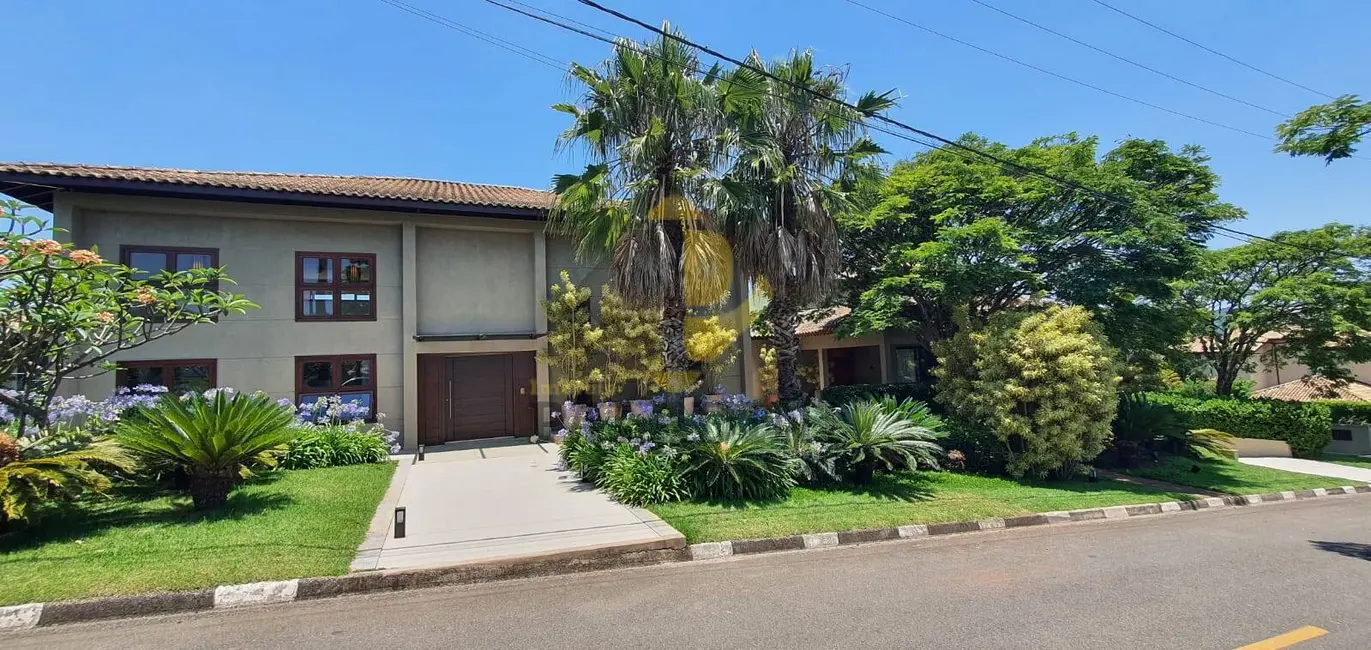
[724,51,895,409]
[550,26,751,390]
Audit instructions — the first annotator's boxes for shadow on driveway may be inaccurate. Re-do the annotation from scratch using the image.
[1310,540,1371,561]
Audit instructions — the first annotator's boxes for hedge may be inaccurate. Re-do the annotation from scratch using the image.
[1315,400,1371,425]
[1144,393,1332,458]
[819,382,938,410]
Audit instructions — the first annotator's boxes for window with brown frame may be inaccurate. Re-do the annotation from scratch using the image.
[296,252,376,321]
[116,359,217,393]
[295,354,377,417]
[119,245,221,320]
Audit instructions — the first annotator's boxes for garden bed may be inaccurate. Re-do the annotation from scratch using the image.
[649,471,1192,543]
[1127,456,1352,495]
[0,463,394,606]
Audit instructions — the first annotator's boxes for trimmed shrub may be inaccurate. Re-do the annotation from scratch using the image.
[1317,400,1371,425]
[819,382,936,410]
[595,446,688,506]
[1144,393,1331,458]
[280,425,391,470]
[934,306,1120,479]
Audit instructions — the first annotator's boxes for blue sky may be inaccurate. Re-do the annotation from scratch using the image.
[4,0,1367,238]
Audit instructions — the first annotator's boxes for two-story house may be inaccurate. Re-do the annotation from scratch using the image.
[0,163,751,449]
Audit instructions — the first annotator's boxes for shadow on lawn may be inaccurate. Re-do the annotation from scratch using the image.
[692,472,941,510]
[1310,540,1371,562]
[0,482,295,555]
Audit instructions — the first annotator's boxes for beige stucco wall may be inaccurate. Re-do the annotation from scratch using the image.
[64,195,406,425]
[416,227,536,336]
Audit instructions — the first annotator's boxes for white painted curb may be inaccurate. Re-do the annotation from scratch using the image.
[688,541,734,561]
[802,532,839,549]
[0,603,43,630]
[213,579,300,609]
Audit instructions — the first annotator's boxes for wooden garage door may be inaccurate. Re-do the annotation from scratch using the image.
[448,355,511,441]
[417,352,537,444]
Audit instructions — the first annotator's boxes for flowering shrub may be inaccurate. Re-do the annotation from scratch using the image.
[280,423,392,469]
[0,384,168,437]
[294,394,374,425]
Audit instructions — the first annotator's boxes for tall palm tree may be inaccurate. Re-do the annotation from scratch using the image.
[724,51,895,409]
[550,27,751,388]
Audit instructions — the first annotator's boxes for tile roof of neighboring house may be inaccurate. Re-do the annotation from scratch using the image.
[0,162,554,213]
[1252,376,1371,402]
[796,306,852,337]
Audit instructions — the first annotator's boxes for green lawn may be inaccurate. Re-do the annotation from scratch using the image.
[1128,456,1351,495]
[1322,453,1371,471]
[649,472,1192,543]
[0,463,394,606]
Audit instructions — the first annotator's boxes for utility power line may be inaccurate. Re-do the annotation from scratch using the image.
[843,0,1271,140]
[1088,0,1337,100]
[965,0,1289,117]
[381,0,1366,260]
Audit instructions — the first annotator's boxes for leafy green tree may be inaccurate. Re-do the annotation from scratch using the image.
[538,271,602,398]
[0,201,256,435]
[1178,223,1371,396]
[1275,94,1371,164]
[934,305,1120,479]
[595,285,662,398]
[550,27,752,388]
[722,51,894,409]
[837,135,1240,368]
[117,391,298,509]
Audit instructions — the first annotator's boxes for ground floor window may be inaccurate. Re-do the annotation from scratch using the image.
[116,359,217,393]
[295,354,376,418]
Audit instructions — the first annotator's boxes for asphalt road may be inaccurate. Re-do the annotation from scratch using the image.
[8,497,1371,649]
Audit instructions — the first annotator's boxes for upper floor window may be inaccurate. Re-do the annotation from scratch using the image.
[116,359,217,393]
[121,245,218,281]
[297,252,375,321]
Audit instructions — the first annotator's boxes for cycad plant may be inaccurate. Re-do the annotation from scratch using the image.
[550,26,754,389]
[0,429,134,530]
[812,399,944,484]
[683,420,797,501]
[117,391,297,509]
[723,51,895,409]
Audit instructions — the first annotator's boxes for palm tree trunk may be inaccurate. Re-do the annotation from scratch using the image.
[660,219,690,386]
[767,281,803,410]
[189,468,235,509]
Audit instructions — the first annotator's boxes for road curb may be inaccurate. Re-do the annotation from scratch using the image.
[681,483,1371,565]
[3,483,1367,632]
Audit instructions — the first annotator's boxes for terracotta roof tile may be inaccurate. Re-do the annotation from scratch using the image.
[1252,376,1371,402]
[796,306,852,337]
[0,162,554,211]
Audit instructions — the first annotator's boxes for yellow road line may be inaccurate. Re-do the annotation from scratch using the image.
[1234,626,1329,650]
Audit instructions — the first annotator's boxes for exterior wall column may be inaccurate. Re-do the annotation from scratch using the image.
[533,230,550,434]
[878,336,891,383]
[817,347,828,391]
[401,222,419,450]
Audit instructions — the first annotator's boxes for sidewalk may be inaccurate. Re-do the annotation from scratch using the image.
[352,439,683,572]
[1239,456,1371,484]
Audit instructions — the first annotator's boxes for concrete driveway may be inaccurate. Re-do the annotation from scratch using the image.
[1240,456,1371,484]
[352,439,682,571]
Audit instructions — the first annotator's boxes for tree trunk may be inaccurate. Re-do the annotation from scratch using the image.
[1214,357,1238,398]
[767,283,803,411]
[852,458,875,485]
[660,219,690,390]
[189,468,236,509]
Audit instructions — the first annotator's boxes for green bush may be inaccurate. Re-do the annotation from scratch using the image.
[934,306,1120,479]
[1171,378,1254,400]
[809,400,944,484]
[1318,400,1371,425]
[280,425,390,470]
[682,420,797,501]
[1144,393,1331,458]
[1105,394,1234,467]
[595,446,688,506]
[819,383,936,410]
[940,420,1009,475]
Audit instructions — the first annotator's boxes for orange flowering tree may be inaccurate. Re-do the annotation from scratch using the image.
[0,200,256,434]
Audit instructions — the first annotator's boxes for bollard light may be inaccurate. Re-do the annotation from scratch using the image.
[394,506,407,539]
[417,444,425,461]
[1087,467,1099,483]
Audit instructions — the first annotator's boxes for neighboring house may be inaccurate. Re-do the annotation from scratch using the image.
[0,162,751,449]
[1254,376,1371,456]
[747,306,934,397]
[1189,332,1371,390]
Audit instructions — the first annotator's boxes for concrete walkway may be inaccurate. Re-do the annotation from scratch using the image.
[1239,456,1371,483]
[352,439,683,572]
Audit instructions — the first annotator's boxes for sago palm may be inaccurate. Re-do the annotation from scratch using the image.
[550,26,755,387]
[724,51,895,409]
[0,430,134,530]
[812,399,943,484]
[117,391,297,509]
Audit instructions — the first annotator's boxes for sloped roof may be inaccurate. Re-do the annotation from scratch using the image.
[0,162,554,213]
[796,306,852,337]
[1252,376,1371,402]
